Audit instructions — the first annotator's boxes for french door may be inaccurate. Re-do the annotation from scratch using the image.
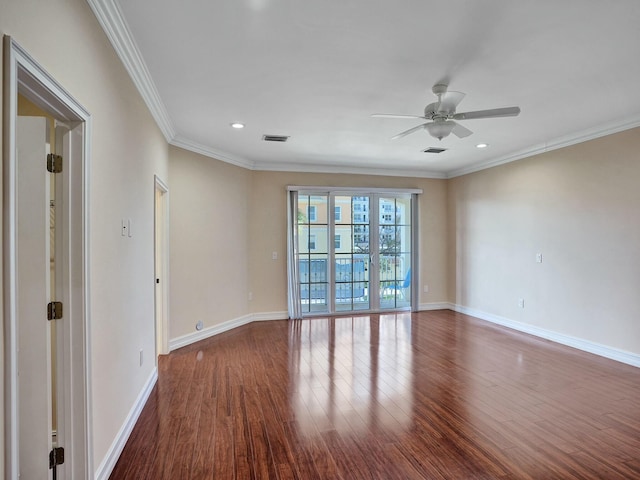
[296,191,414,315]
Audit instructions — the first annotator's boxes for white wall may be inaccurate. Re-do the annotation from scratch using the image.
[1,0,169,473]
[448,127,640,356]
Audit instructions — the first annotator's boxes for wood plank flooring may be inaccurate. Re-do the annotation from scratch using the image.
[109,310,640,479]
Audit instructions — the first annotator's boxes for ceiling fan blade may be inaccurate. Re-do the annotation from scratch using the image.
[372,113,428,119]
[437,91,465,114]
[453,106,521,120]
[452,123,473,138]
[391,123,428,140]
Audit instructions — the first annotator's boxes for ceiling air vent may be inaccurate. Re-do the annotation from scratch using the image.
[263,135,289,142]
[423,147,447,154]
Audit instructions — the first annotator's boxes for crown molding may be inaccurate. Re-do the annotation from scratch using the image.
[255,160,448,179]
[169,136,448,179]
[446,115,640,178]
[85,0,175,141]
[169,135,256,170]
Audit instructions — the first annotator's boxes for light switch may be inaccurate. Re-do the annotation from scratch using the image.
[272,251,278,260]
[536,253,543,263]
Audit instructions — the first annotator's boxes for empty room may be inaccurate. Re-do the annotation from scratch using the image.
[1,0,640,479]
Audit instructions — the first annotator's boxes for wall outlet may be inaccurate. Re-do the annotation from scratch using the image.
[536,252,543,263]
[423,284,429,293]
[518,298,525,308]
[196,320,203,331]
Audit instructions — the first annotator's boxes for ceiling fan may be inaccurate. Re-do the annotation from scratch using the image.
[372,84,520,141]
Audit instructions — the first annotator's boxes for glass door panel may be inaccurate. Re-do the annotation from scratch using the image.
[335,195,370,312]
[298,194,329,314]
[296,192,411,315]
[378,196,411,310]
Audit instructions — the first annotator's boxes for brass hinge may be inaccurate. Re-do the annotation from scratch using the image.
[47,154,62,173]
[47,302,63,320]
[49,447,64,468]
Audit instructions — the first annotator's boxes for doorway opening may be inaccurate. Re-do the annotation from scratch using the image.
[290,188,419,316]
[154,175,169,358]
[3,36,91,478]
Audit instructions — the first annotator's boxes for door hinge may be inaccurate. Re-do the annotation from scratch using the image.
[47,301,63,320]
[47,153,63,173]
[49,447,64,468]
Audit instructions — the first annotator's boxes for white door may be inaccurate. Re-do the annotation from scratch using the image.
[17,116,53,478]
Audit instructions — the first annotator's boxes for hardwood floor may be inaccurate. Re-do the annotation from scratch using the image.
[109,310,640,479]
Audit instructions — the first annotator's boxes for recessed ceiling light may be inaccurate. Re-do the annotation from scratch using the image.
[476,143,489,149]
[230,122,245,129]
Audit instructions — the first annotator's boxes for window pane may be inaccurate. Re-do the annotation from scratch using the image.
[309,195,327,224]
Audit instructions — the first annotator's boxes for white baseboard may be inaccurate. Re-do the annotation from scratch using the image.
[418,302,454,311]
[95,367,158,480]
[169,311,288,351]
[451,304,640,368]
[251,310,288,322]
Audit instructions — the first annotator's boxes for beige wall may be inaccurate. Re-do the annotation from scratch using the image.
[167,163,451,329]
[1,0,169,473]
[448,127,640,354]
[168,146,252,338]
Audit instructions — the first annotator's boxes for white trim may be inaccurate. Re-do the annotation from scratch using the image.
[94,368,158,480]
[85,0,175,141]
[169,312,288,351]
[169,314,253,351]
[287,185,423,194]
[154,175,170,356]
[258,161,447,179]
[169,135,255,170]
[171,137,449,179]
[3,36,93,479]
[446,116,640,178]
[252,311,289,322]
[418,302,454,311]
[451,304,640,369]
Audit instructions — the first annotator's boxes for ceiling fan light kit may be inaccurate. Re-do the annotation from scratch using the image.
[373,83,521,141]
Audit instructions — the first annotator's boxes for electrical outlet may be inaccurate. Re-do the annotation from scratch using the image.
[518,298,525,308]
[272,251,278,260]
[196,320,203,331]
[536,253,543,263]
[423,284,429,293]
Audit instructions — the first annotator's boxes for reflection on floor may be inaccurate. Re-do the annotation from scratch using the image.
[289,314,413,436]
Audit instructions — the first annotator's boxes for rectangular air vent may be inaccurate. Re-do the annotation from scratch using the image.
[262,135,289,142]
[423,147,447,154]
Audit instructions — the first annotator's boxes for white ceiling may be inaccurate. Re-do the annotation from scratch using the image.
[90,0,640,178]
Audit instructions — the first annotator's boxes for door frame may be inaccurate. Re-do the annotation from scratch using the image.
[3,36,92,478]
[154,175,169,358]
[290,186,421,316]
